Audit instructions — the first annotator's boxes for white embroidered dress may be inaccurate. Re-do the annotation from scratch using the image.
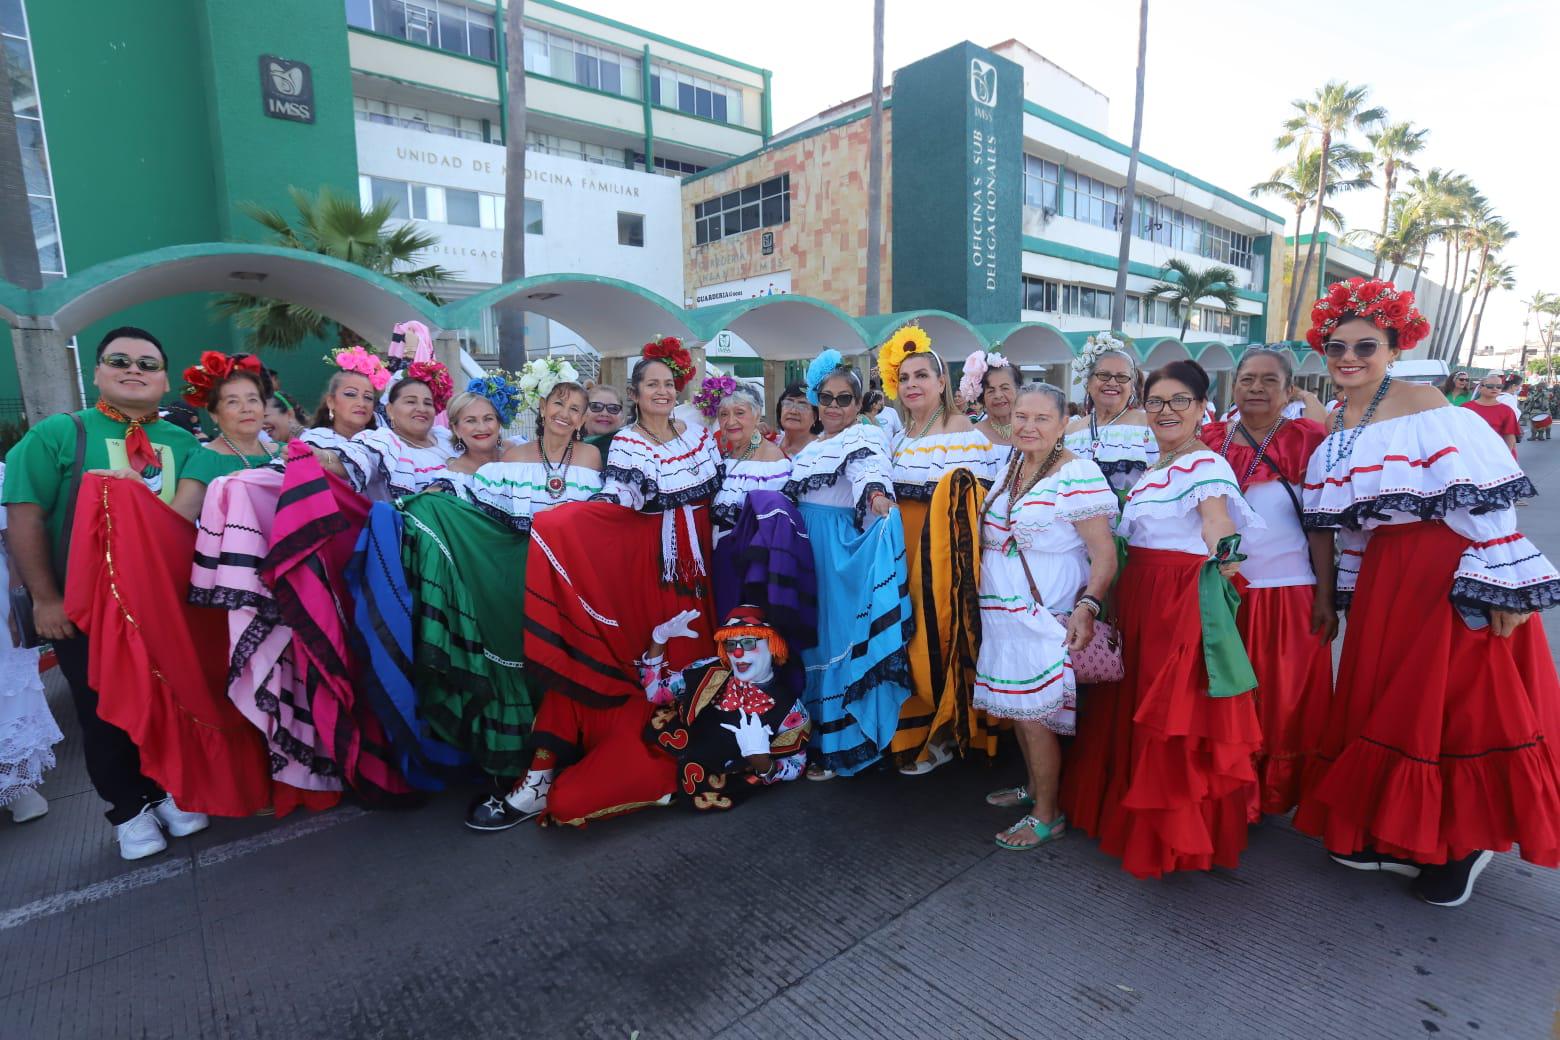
[972,458,1117,732]
[1302,406,1559,612]
[0,465,63,806]
[888,428,997,500]
[1117,450,1263,553]
[594,424,726,582]
[435,460,603,533]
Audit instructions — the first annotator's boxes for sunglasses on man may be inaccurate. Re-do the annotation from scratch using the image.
[722,636,764,652]
[99,353,166,373]
[587,401,622,415]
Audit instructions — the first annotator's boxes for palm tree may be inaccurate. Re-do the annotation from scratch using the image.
[1539,292,1560,380]
[864,0,885,316]
[1453,214,1513,363]
[1276,81,1385,338]
[1399,169,1470,297]
[1348,193,1428,283]
[1253,144,1371,320]
[214,186,452,350]
[498,0,528,368]
[1427,183,1485,358]
[1463,259,1515,370]
[1110,0,1148,333]
[1145,260,1241,340]
[1365,120,1428,277]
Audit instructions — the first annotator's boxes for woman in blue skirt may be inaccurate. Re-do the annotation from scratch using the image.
[783,349,913,779]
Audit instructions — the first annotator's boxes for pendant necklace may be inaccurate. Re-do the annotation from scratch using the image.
[1153,431,1201,471]
[1219,417,1286,484]
[1089,404,1130,453]
[735,430,762,465]
[540,438,574,500]
[1324,375,1392,472]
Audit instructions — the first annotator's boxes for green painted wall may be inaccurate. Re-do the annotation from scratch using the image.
[1,0,359,411]
[890,42,1022,324]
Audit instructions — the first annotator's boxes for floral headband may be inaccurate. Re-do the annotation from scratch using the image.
[181,351,264,410]
[465,372,522,426]
[642,335,695,391]
[403,358,455,413]
[693,374,739,419]
[876,324,938,401]
[517,356,582,413]
[805,348,846,406]
[326,345,393,390]
[959,349,1010,403]
[1074,332,1132,387]
[1307,277,1430,353]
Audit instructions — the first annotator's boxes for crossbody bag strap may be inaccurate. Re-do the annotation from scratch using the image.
[52,412,87,584]
[1236,423,1303,523]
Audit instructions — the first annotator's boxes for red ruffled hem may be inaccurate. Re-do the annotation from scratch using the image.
[1062,548,1261,878]
[1295,521,1560,866]
[271,785,344,819]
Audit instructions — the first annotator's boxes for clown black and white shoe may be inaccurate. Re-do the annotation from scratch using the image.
[464,794,532,832]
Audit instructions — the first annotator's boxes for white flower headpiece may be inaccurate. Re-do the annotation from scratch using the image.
[518,356,582,412]
[1074,332,1133,387]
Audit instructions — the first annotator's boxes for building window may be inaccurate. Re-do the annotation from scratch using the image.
[354,96,488,141]
[1023,155,1060,212]
[1061,284,1114,321]
[618,212,645,247]
[524,198,544,236]
[445,187,482,228]
[693,174,789,245]
[632,153,707,177]
[651,64,744,126]
[1022,275,1058,312]
[359,173,539,233]
[348,0,495,60]
[1060,170,1121,230]
[522,26,642,100]
[527,130,629,168]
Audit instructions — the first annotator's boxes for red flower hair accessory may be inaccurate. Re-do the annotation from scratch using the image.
[181,351,263,410]
[404,358,455,413]
[641,335,696,392]
[1306,277,1430,353]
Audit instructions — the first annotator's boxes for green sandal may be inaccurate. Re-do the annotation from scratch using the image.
[995,813,1067,851]
[984,785,1035,809]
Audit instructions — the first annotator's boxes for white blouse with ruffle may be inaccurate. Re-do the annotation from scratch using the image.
[889,429,998,500]
[1065,421,1159,497]
[435,460,603,533]
[594,424,725,514]
[783,423,895,529]
[1302,405,1559,612]
[712,455,793,537]
[1117,451,1263,554]
[336,426,457,500]
[981,457,1117,609]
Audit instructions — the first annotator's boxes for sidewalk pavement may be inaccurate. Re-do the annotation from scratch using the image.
[2,443,1559,1040]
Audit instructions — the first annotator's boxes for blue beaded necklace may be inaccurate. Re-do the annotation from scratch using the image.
[1324,375,1392,472]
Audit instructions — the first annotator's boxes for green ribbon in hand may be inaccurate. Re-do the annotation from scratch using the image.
[1198,534,1257,698]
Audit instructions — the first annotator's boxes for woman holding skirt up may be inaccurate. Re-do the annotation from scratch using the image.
[471,338,723,830]
[878,327,996,774]
[1061,359,1265,878]
[1296,277,1560,907]
[1200,347,1335,816]
[783,350,912,780]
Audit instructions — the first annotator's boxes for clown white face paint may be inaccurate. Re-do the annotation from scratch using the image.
[724,637,774,684]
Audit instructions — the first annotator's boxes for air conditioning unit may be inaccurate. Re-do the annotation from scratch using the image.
[1043,207,1057,219]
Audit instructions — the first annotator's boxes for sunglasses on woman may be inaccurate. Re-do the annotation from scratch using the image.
[1322,339,1384,359]
[1479,383,1503,391]
[587,402,622,415]
[816,391,856,408]
[99,353,166,373]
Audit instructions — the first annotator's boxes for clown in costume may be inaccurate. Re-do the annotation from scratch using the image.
[640,605,811,810]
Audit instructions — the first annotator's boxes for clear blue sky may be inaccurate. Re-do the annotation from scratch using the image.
[582,0,1556,352]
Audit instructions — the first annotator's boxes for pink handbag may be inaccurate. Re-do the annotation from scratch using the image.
[1013,548,1124,684]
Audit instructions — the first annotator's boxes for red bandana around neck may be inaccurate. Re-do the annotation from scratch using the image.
[95,399,164,474]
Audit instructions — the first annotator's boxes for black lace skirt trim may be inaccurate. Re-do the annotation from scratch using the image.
[188,584,279,620]
[595,466,723,512]
[1450,575,1560,613]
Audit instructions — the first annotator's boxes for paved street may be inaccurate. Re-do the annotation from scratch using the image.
[3,441,1559,1040]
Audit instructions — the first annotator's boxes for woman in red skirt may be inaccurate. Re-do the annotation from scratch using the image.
[1298,276,1560,907]
[467,337,724,830]
[1061,359,1265,879]
[1200,348,1334,816]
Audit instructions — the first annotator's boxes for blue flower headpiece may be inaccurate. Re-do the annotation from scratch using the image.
[805,348,845,406]
[466,373,521,426]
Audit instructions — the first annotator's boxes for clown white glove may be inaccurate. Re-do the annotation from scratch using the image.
[720,711,775,758]
[650,609,702,647]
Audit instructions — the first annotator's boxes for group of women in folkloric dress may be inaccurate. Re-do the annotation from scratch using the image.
[11,278,1559,910]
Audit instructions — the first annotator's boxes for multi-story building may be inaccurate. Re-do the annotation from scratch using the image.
[683,39,1285,389]
[0,0,770,404]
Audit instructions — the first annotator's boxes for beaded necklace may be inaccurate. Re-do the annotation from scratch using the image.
[1152,431,1202,471]
[1324,375,1392,472]
[217,430,277,468]
[1218,417,1286,484]
[908,404,946,441]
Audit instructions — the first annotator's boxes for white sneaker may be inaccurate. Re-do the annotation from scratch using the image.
[503,770,553,817]
[7,788,49,823]
[114,805,168,861]
[151,797,209,838]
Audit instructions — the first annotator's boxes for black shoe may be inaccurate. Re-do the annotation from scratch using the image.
[464,793,537,832]
[1413,850,1495,908]
[1329,849,1422,877]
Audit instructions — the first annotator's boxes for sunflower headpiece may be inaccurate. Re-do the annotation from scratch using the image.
[876,325,940,401]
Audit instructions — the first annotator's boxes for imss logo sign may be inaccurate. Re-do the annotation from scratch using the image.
[969,59,997,106]
[259,55,315,124]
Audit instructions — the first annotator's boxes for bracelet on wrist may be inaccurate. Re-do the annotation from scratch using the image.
[1076,595,1102,617]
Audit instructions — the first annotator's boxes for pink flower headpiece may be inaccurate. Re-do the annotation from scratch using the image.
[958,349,1010,403]
[329,345,392,391]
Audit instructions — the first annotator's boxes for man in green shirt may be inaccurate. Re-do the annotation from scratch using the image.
[3,326,210,860]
